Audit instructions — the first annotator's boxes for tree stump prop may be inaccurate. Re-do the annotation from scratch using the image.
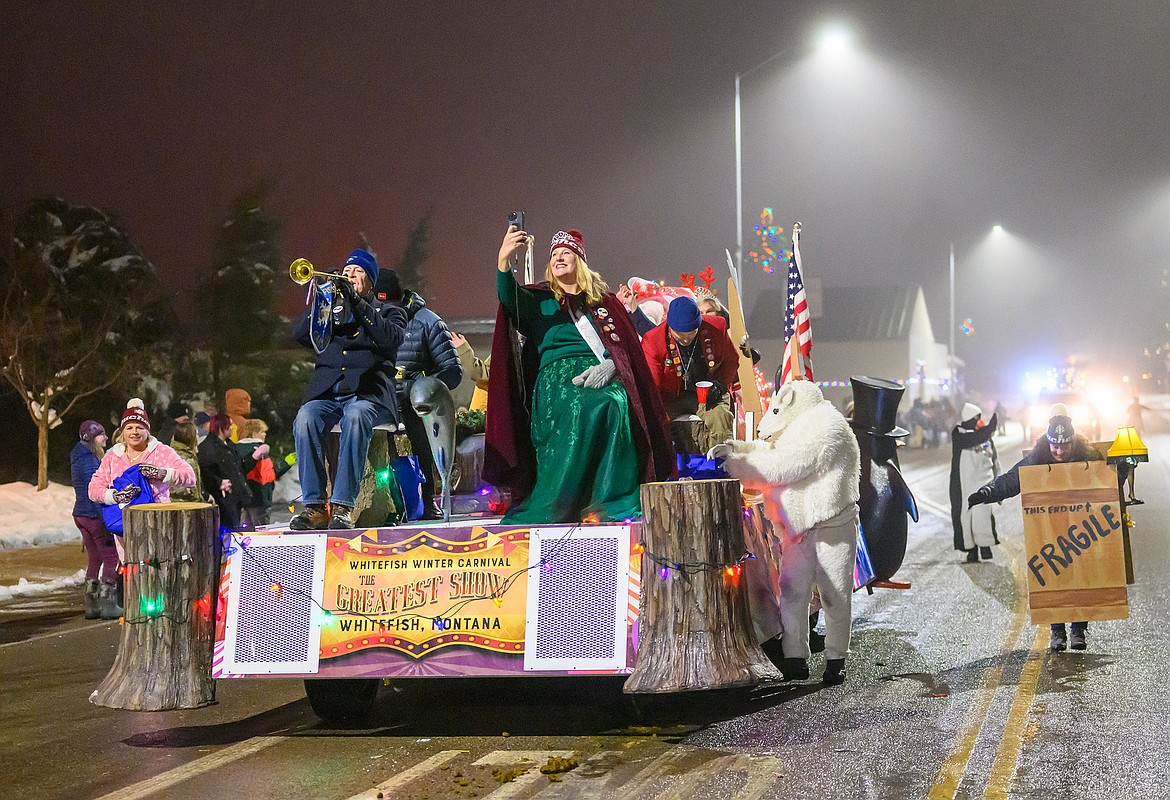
[670,418,707,456]
[91,502,220,711]
[325,427,400,527]
[625,478,781,693]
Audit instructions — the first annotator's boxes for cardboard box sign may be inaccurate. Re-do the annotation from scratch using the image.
[1019,461,1128,624]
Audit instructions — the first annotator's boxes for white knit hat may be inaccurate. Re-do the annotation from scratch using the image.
[960,402,982,422]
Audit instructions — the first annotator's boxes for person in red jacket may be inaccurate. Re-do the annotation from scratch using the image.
[641,296,741,453]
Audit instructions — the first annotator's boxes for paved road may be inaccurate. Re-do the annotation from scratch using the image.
[3,423,1168,799]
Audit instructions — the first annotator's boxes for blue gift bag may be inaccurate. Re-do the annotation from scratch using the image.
[676,454,728,480]
[392,455,425,521]
[101,465,155,535]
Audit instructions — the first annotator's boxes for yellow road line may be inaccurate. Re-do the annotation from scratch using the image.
[926,551,1029,799]
[983,628,1047,799]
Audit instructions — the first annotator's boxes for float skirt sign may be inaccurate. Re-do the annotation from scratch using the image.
[1019,462,1128,624]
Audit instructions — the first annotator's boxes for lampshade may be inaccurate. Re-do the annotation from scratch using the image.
[1107,426,1149,462]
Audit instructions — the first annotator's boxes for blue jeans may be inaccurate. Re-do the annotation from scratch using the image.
[294,397,390,508]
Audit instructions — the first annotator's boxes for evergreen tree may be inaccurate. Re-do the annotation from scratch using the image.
[201,184,282,396]
[396,211,432,296]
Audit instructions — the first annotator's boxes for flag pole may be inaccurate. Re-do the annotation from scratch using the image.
[790,221,805,380]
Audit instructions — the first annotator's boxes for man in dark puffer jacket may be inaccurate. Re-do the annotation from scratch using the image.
[376,269,462,519]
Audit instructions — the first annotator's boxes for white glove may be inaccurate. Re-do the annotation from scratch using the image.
[707,442,734,461]
[572,358,617,389]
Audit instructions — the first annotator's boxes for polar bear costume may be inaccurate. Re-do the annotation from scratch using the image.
[719,381,861,666]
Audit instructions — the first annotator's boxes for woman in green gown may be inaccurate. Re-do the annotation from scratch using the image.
[487,226,674,523]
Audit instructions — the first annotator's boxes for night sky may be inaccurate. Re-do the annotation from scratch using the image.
[4,2,1168,394]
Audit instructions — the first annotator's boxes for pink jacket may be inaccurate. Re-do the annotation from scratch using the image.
[88,437,197,505]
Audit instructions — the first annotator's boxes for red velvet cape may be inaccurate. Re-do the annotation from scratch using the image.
[483,286,676,504]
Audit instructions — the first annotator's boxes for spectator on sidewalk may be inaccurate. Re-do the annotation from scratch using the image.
[88,399,197,567]
[235,417,289,528]
[199,413,252,530]
[168,421,205,503]
[71,421,118,619]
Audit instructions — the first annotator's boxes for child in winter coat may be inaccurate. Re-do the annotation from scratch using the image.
[235,418,289,528]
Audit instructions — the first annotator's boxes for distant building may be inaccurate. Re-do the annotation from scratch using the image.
[747,282,953,410]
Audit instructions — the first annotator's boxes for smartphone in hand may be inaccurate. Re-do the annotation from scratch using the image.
[508,210,525,232]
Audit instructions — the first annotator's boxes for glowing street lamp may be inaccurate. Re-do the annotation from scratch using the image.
[734,24,854,270]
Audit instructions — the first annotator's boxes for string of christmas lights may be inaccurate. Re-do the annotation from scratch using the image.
[222,524,594,630]
[635,544,756,580]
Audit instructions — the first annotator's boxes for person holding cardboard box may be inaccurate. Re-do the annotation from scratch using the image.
[968,403,1103,651]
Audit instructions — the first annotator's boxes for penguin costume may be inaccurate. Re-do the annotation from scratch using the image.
[949,403,1000,562]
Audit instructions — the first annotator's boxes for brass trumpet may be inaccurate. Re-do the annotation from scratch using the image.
[289,258,352,285]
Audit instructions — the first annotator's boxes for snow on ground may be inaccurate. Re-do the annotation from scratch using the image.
[0,482,81,550]
[0,569,85,600]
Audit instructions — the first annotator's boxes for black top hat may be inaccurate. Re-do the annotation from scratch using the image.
[849,375,910,437]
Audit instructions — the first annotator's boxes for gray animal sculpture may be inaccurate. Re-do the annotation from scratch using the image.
[409,376,457,522]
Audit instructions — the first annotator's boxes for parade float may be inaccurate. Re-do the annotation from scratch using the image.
[90,225,932,723]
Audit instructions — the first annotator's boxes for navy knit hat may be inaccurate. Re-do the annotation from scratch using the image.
[344,249,379,285]
[666,296,702,333]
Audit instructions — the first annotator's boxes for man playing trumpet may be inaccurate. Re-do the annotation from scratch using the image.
[289,249,408,530]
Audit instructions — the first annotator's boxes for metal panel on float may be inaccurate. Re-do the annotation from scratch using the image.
[220,534,327,675]
[524,525,630,672]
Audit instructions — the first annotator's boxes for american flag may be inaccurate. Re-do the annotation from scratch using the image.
[779,223,813,384]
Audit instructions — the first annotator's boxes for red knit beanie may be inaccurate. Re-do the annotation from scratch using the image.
[121,398,151,431]
[549,229,587,263]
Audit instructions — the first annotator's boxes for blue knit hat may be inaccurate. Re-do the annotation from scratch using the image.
[344,249,379,285]
[666,296,702,333]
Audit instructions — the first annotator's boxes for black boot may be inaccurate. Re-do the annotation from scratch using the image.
[964,548,979,564]
[823,658,846,686]
[759,635,785,668]
[83,580,101,620]
[779,657,810,682]
[979,546,993,560]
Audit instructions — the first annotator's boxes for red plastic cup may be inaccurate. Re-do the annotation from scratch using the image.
[695,380,713,406]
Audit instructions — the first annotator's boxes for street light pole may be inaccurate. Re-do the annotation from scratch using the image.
[734,28,851,272]
[735,72,743,272]
[949,241,956,395]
